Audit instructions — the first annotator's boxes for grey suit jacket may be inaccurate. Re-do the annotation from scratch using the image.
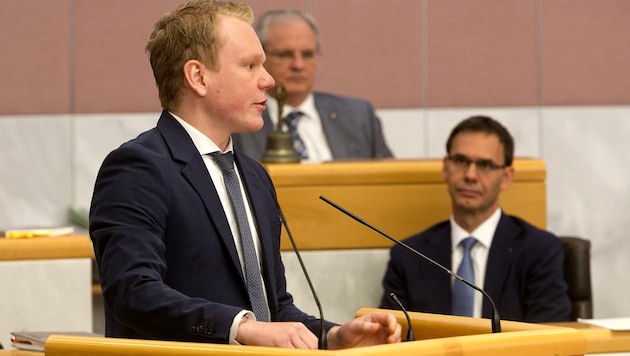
[233,92,393,161]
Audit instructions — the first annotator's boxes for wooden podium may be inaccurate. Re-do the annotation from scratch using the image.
[265,158,546,251]
[42,310,586,355]
[0,235,95,351]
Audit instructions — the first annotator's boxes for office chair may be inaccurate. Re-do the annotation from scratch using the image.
[559,236,593,320]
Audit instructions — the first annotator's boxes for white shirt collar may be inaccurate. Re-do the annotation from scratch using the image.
[170,112,232,155]
[451,208,502,249]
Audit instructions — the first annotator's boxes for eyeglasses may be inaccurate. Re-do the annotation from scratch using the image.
[265,49,318,63]
[447,154,507,173]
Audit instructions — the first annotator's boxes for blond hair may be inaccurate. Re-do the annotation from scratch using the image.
[146,0,253,111]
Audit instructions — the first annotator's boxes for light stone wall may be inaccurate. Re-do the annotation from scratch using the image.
[1,106,629,331]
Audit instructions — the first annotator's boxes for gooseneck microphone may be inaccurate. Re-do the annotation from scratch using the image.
[319,195,501,333]
[388,292,416,341]
[270,190,328,349]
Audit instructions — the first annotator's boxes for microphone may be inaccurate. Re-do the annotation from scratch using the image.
[388,292,416,341]
[270,190,328,349]
[319,195,501,333]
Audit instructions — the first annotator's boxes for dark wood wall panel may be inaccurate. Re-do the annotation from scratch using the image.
[540,0,630,105]
[0,0,629,115]
[427,0,538,107]
[312,0,424,108]
[1,0,71,114]
[73,0,181,113]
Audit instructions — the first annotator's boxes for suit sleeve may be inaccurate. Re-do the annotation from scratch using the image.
[90,144,241,343]
[379,244,410,309]
[521,235,572,322]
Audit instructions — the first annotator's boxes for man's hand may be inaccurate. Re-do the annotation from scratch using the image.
[235,318,319,349]
[327,312,402,349]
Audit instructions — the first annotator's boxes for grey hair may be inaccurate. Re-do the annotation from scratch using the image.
[254,8,321,51]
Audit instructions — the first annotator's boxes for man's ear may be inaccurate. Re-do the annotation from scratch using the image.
[500,166,515,191]
[183,59,208,97]
[441,156,449,182]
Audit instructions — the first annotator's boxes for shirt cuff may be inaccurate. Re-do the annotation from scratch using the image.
[229,310,255,345]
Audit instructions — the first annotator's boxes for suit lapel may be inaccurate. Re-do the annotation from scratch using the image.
[483,213,522,315]
[157,112,243,279]
[314,94,348,158]
[424,226,453,313]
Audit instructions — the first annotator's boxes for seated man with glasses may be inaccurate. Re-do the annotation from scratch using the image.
[232,8,393,163]
[379,115,571,323]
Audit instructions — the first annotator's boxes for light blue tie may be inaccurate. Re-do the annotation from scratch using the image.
[452,237,477,317]
[284,111,308,159]
[211,151,270,321]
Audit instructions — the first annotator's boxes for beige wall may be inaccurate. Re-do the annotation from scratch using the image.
[1,0,629,115]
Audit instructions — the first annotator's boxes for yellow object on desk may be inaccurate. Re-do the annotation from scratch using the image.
[3,226,74,239]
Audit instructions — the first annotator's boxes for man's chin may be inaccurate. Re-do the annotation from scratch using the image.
[236,117,265,134]
[455,198,482,212]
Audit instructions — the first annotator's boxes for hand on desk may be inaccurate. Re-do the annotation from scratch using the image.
[327,312,402,349]
[236,319,318,349]
[235,312,402,349]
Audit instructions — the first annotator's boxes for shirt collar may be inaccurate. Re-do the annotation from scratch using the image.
[451,208,502,249]
[169,112,231,155]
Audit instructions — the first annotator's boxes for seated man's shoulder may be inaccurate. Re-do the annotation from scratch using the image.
[313,91,372,107]
[505,214,561,244]
[402,220,451,244]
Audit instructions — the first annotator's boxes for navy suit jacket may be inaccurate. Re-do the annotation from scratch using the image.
[379,213,571,323]
[232,92,393,161]
[90,111,333,343]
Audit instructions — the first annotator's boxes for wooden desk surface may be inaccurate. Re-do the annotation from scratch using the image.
[266,158,547,250]
[42,325,587,356]
[0,350,40,355]
[0,235,94,261]
[547,322,630,354]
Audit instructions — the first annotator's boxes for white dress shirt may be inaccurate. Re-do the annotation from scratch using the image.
[450,208,502,318]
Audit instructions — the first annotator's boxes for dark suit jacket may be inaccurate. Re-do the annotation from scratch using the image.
[232,92,393,161]
[90,111,334,343]
[379,213,571,323]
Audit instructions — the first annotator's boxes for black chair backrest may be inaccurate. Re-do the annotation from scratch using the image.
[559,236,593,320]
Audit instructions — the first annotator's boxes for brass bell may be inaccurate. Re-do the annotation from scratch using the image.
[261,84,300,163]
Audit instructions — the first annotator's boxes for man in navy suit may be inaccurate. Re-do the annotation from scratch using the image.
[90,0,400,349]
[379,116,571,323]
[232,9,393,162]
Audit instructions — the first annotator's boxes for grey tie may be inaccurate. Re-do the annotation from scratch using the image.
[210,151,270,321]
[452,237,477,317]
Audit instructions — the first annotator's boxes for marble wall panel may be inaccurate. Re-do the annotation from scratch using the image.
[3,106,629,321]
[0,116,73,229]
[72,113,160,210]
[542,106,630,318]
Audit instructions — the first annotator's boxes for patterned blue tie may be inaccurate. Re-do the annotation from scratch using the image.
[452,237,477,317]
[211,151,270,321]
[284,111,308,159]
